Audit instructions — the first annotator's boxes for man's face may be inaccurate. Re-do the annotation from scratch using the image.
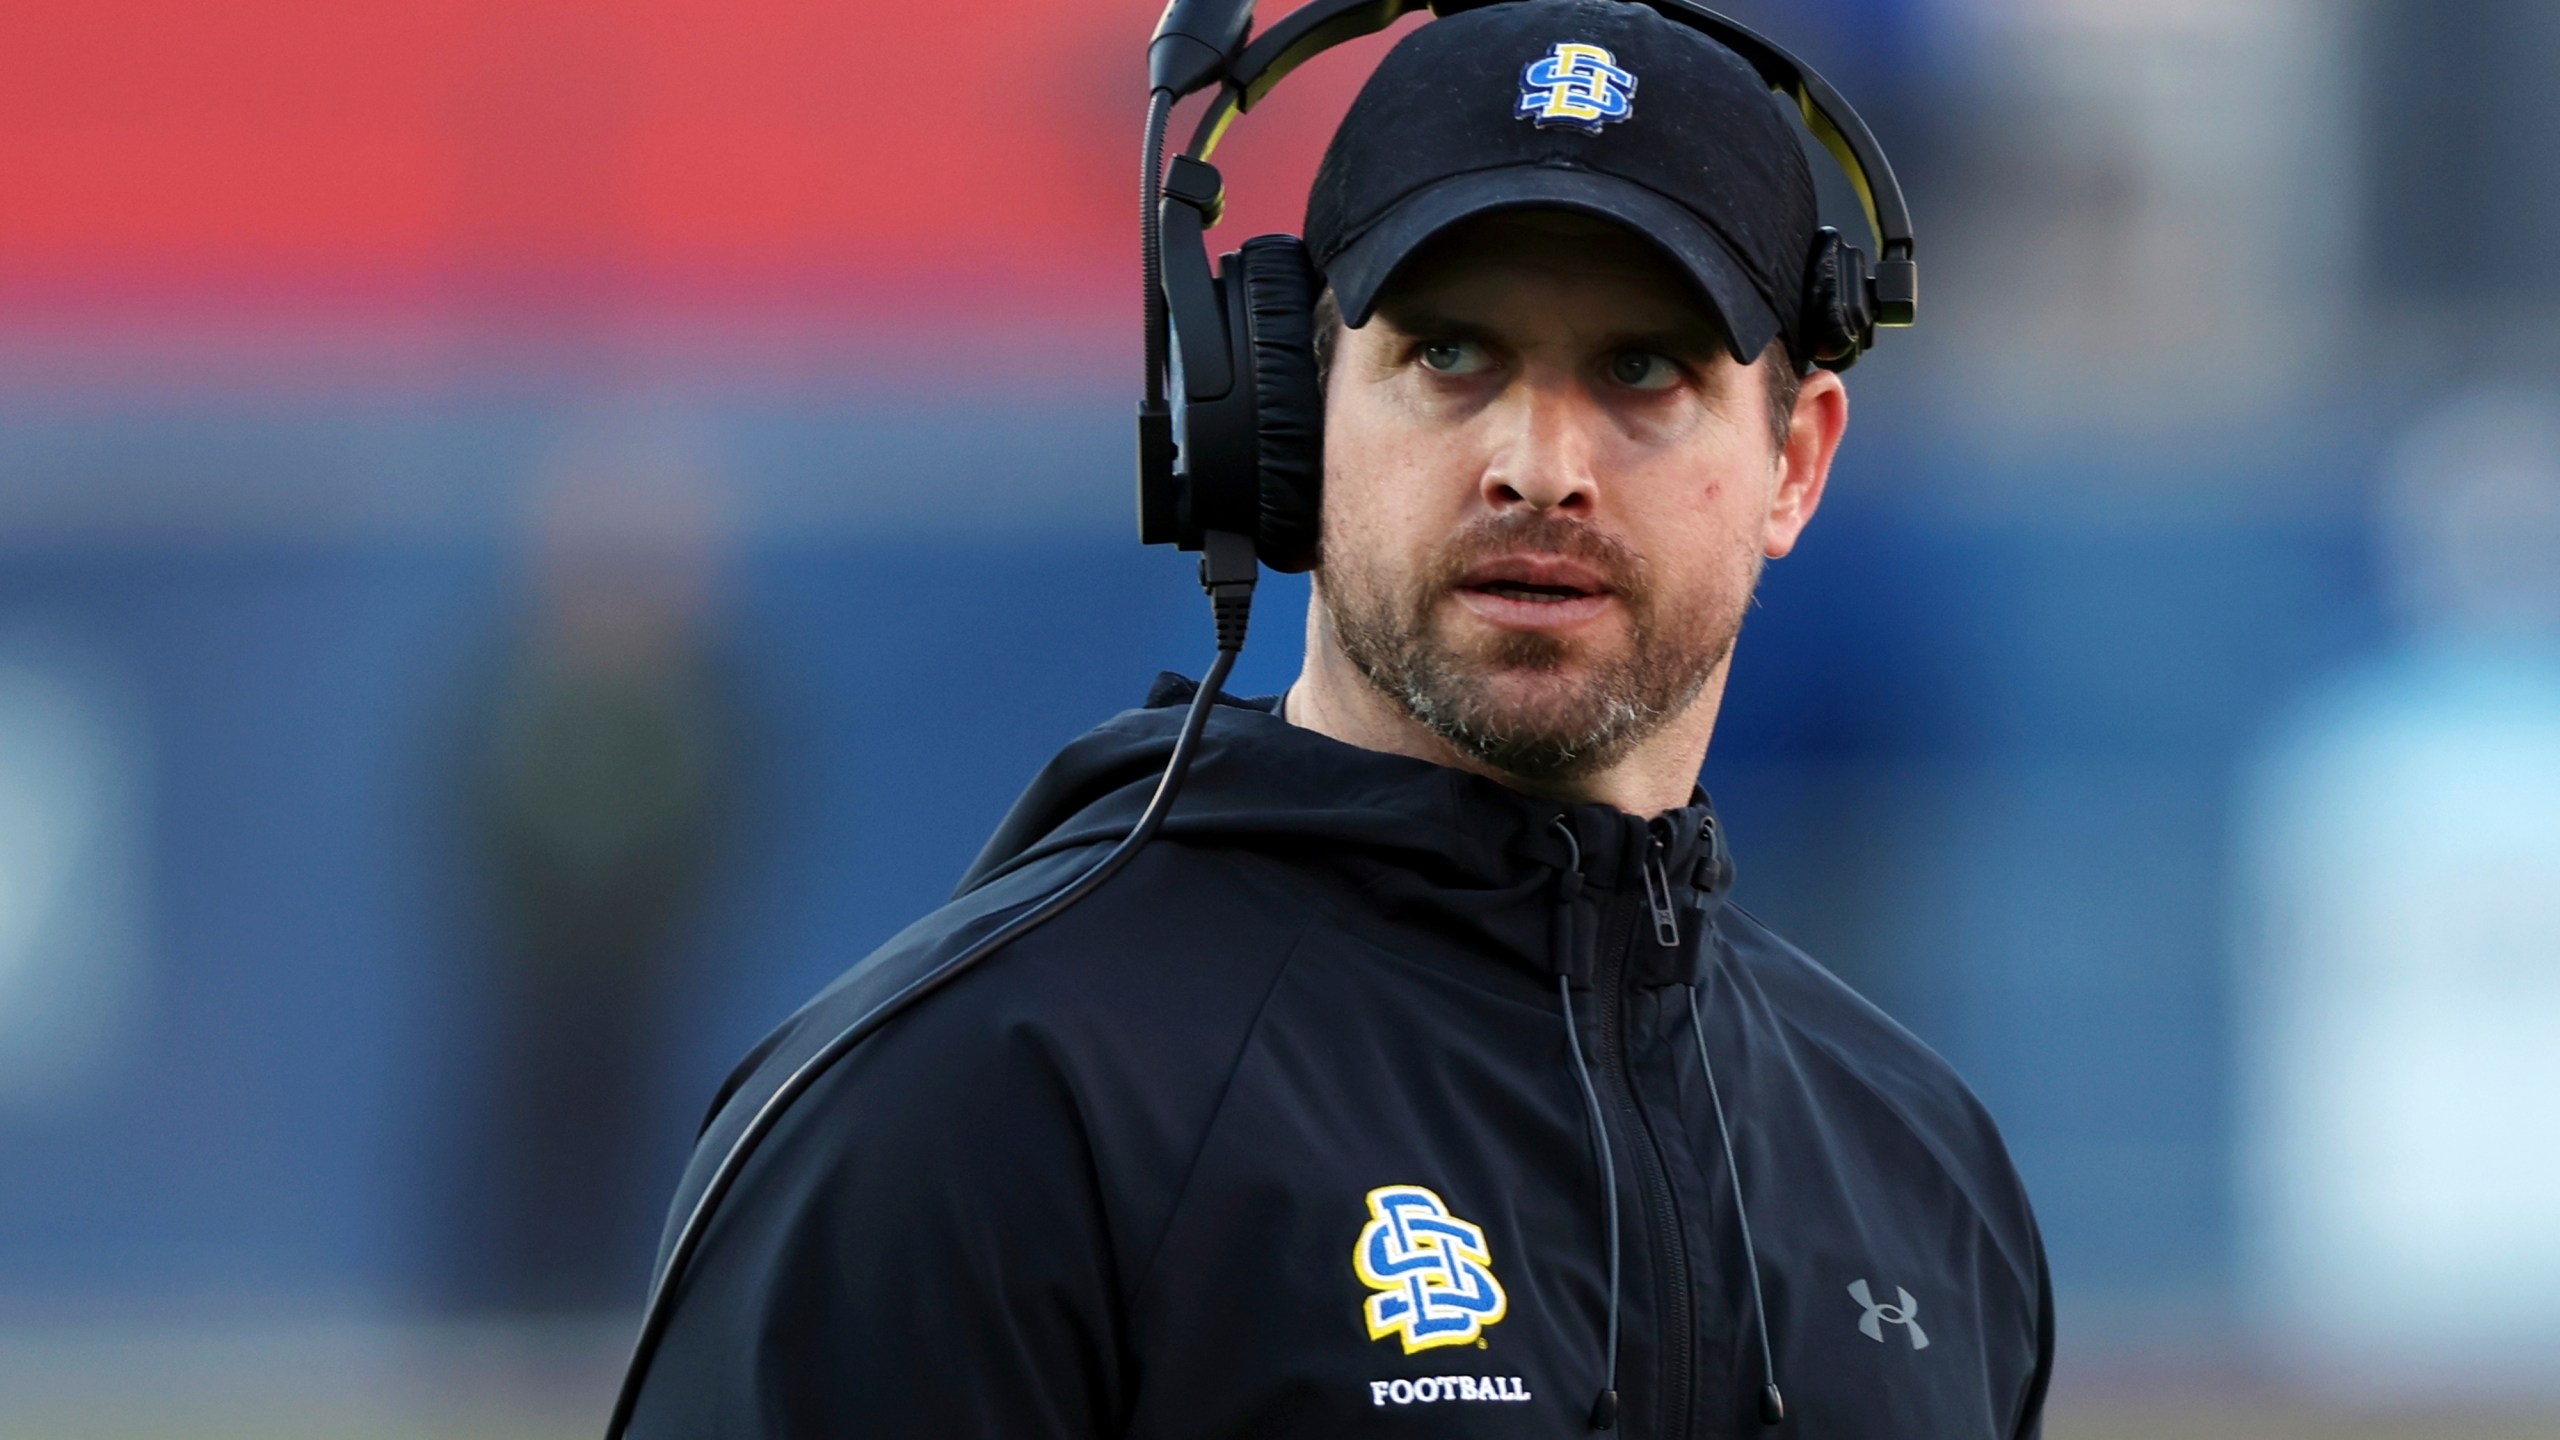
[1314,211,1831,783]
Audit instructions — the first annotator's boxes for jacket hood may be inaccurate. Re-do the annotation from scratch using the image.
[956,673,1736,986]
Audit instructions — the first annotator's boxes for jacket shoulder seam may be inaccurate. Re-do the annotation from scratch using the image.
[1123,916,1321,1305]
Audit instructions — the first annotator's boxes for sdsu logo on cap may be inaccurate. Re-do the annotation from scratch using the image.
[1517,41,1637,133]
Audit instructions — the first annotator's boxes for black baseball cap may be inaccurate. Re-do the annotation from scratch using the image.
[1303,0,1819,365]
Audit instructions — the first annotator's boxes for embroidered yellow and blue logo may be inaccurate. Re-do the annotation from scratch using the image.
[1354,1185,1509,1352]
[1517,41,1637,133]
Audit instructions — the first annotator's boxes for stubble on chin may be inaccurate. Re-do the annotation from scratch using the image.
[1319,510,1750,784]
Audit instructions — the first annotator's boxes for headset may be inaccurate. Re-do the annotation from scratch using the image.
[603,5,1911,1433]
[1137,0,1919,577]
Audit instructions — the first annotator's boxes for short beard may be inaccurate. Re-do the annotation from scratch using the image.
[1320,509,1753,784]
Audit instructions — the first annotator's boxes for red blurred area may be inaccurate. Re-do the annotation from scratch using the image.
[0,0,1417,325]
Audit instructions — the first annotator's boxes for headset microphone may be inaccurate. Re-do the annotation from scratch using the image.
[1150,0,1255,96]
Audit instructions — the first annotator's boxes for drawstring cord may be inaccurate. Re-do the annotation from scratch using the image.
[1548,818,1621,1431]
[1687,982,1786,1426]
[1558,974,1622,1432]
[1552,817,1781,1429]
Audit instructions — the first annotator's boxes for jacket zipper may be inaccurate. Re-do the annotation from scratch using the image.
[1642,839,1682,950]
[1591,828,1695,1440]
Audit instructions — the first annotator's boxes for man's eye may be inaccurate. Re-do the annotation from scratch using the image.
[1608,350,1681,390]
[1418,339,1490,375]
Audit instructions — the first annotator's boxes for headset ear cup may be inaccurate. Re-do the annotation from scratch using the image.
[1802,226,1876,373]
[1234,235,1326,574]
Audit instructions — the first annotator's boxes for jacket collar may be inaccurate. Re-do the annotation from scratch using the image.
[964,674,1737,986]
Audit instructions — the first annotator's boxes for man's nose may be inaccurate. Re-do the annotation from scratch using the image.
[1479,376,1599,515]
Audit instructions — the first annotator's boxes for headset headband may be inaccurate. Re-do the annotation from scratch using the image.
[1165,0,1915,325]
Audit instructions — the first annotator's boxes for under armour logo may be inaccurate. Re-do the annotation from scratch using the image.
[1516,42,1637,133]
[1848,1279,1930,1349]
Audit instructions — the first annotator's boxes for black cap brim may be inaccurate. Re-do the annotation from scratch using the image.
[1322,165,1783,365]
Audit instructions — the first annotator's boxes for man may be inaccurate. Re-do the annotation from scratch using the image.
[630,3,2051,1436]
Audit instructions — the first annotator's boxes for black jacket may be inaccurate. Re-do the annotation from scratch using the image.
[632,680,2053,1439]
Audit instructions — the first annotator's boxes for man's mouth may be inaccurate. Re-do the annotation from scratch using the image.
[1449,555,1617,629]
[1455,555,1613,601]
[1471,579,1595,604]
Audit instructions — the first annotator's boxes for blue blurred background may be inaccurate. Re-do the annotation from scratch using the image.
[2,0,2557,1435]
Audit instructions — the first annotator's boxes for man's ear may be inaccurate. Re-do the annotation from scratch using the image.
[1764,368,1847,560]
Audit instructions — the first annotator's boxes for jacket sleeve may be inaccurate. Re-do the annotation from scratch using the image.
[2009,1216,2056,1440]
[626,1004,1127,1439]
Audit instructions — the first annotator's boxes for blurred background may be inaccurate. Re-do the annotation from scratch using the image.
[0,0,2554,1435]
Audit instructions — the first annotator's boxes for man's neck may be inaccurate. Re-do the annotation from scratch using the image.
[1282,626,1727,817]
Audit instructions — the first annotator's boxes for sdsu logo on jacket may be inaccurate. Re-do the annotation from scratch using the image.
[1356,1185,1509,1352]
[629,686,2053,1439]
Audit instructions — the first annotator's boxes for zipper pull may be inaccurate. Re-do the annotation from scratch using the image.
[1642,840,1680,948]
